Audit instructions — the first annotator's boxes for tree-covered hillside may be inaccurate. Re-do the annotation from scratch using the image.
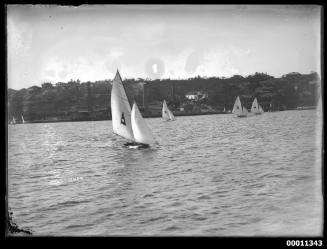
[7,72,320,122]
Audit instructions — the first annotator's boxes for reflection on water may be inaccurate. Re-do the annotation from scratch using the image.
[8,110,323,236]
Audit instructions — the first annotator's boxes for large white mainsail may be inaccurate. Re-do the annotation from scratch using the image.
[131,101,155,145]
[232,96,248,117]
[111,70,134,141]
[162,100,175,121]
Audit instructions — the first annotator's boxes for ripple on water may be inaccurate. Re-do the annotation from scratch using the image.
[197,194,211,200]
[162,225,181,232]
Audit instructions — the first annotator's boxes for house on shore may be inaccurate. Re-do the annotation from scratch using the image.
[185,91,208,101]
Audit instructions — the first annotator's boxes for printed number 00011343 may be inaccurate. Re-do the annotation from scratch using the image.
[286,240,323,247]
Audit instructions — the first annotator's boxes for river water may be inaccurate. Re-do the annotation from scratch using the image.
[7,110,323,236]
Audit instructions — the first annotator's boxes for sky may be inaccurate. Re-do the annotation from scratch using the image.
[7,5,321,90]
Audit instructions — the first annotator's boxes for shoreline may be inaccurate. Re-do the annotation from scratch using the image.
[14,111,228,124]
[10,111,228,124]
[9,107,316,124]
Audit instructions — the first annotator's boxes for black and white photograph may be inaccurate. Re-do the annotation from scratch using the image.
[6,5,323,237]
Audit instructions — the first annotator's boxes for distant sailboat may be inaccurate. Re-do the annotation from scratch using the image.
[232,96,248,117]
[223,107,226,113]
[251,98,264,115]
[10,117,16,125]
[111,70,154,149]
[162,100,175,121]
[21,115,25,124]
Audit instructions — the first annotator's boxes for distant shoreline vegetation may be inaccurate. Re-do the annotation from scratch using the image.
[8,72,320,123]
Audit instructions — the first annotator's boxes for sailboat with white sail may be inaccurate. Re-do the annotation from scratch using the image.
[21,115,25,124]
[9,117,16,125]
[111,70,155,149]
[232,96,248,117]
[162,100,175,121]
[251,98,264,115]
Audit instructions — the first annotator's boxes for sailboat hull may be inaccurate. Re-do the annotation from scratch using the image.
[124,142,150,149]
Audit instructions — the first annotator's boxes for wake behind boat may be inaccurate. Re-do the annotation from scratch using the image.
[110,70,155,149]
[232,96,248,117]
[162,100,175,121]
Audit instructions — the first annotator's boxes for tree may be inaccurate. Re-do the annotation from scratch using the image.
[42,82,53,89]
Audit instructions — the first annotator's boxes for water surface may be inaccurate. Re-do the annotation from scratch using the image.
[8,110,323,236]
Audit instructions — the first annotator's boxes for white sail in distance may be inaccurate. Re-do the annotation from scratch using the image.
[162,100,170,121]
[251,98,264,114]
[110,70,134,141]
[131,101,155,145]
[21,115,25,124]
[162,100,175,121]
[232,96,248,117]
[232,96,242,115]
[251,98,259,113]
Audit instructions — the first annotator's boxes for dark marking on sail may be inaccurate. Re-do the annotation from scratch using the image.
[236,106,239,109]
[121,112,126,125]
